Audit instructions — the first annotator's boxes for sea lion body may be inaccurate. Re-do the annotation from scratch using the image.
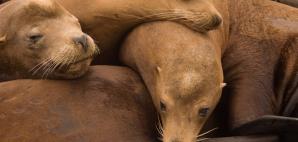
[57,0,223,64]
[222,0,298,131]
[0,0,98,81]
[0,66,157,142]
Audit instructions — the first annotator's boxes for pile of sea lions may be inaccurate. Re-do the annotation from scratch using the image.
[0,0,297,142]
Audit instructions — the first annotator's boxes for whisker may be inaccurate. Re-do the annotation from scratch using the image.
[156,124,164,137]
[31,58,53,76]
[197,127,218,138]
[42,60,56,79]
[29,57,50,73]
[197,138,209,142]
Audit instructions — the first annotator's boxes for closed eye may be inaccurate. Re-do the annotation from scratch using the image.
[29,34,43,43]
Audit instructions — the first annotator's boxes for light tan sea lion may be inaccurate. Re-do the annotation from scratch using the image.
[57,0,223,64]
[120,21,226,142]
[0,66,157,142]
[0,0,99,81]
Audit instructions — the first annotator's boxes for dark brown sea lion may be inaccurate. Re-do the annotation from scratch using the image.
[222,0,298,131]
[0,0,98,81]
[0,66,157,142]
[57,0,223,64]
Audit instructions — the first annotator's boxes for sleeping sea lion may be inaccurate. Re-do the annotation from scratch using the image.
[0,66,157,142]
[0,0,99,81]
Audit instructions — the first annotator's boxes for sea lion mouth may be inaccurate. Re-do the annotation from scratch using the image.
[70,55,93,65]
[55,55,93,74]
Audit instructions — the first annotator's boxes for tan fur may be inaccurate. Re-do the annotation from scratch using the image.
[0,35,5,43]
[120,21,225,142]
[58,0,223,64]
[0,0,99,81]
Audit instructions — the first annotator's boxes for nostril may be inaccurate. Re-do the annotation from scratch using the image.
[73,34,88,52]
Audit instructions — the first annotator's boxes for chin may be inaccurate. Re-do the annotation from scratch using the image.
[51,59,92,80]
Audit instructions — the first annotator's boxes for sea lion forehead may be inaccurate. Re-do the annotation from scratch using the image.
[23,0,64,18]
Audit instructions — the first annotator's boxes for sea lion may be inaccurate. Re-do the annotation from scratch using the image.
[222,0,298,132]
[120,22,226,142]
[0,66,157,142]
[121,0,298,141]
[57,0,223,64]
[0,0,98,81]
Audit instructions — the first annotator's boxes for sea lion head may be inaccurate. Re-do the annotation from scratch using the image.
[155,39,225,142]
[120,22,225,142]
[0,0,99,80]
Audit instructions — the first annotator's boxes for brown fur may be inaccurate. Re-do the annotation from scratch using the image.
[0,66,157,142]
[222,0,298,131]
[58,0,223,64]
[274,0,298,7]
[120,22,225,142]
[24,1,64,18]
[0,0,99,81]
[120,0,298,141]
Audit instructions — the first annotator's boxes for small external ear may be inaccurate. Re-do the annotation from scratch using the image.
[0,35,6,45]
[220,83,227,88]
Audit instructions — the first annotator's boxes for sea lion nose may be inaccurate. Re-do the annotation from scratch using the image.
[73,34,88,52]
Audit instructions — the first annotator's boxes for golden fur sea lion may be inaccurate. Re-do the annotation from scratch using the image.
[0,0,99,81]
[120,22,226,142]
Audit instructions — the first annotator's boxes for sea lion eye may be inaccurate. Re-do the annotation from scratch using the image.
[28,34,43,43]
[160,102,166,112]
[198,108,209,117]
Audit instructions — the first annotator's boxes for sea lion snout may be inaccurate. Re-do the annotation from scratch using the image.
[73,34,89,52]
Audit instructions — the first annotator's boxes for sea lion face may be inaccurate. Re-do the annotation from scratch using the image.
[154,40,224,142]
[0,0,98,80]
[157,70,224,142]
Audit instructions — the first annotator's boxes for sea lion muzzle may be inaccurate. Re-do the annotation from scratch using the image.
[73,34,89,52]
